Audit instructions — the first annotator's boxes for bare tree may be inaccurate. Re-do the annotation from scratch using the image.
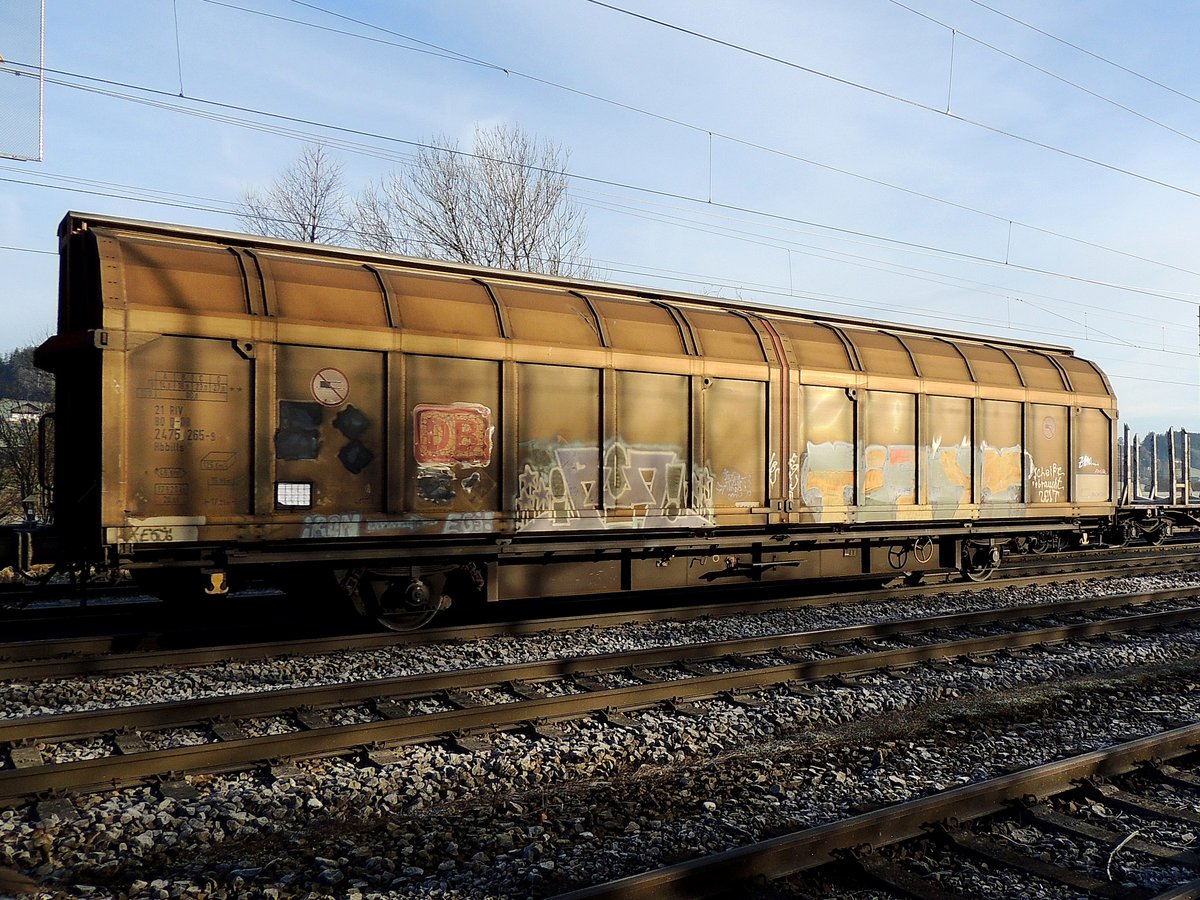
[0,412,43,522]
[238,144,348,244]
[353,124,589,276]
[0,344,51,523]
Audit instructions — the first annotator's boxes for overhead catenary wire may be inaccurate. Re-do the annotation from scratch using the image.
[7,152,1190,365]
[4,4,1195,405]
[535,188,1200,356]
[0,244,55,256]
[8,152,1193,362]
[574,185,1200,328]
[965,0,1200,108]
[6,171,1197,386]
[8,58,1200,311]
[3,81,1198,375]
[4,6,1200,381]
[196,0,1200,285]
[8,2,1197,276]
[581,0,1200,203]
[887,0,1200,146]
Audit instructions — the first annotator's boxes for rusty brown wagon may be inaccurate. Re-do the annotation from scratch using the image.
[19,212,1132,628]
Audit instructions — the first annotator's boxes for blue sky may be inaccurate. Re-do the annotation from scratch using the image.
[3,0,1200,432]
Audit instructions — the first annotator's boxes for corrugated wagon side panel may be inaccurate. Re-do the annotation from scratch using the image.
[1027,403,1070,505]
[925,395,973,516]
[405,354,502,524]
[1075,407,1114,504]
[120,336,254,537]
[273,344,386,528]
[514,363,602,530]
[702,377,767,516]
[978,399,1025,515]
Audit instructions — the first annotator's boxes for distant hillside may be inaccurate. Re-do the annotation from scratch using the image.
[0,345,52,402]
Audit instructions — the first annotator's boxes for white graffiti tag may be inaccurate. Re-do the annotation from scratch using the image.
[301,513,362,539]
[516,440,713,531]
[1032,462,1065,503]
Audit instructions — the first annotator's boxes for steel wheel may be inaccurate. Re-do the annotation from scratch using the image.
[352,571,443,632]
[961,542,1000,582]
[962,562,996,582]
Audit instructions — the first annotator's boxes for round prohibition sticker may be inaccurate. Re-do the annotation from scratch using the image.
[311,367,350,406]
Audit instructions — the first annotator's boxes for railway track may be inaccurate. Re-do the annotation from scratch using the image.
[555,723,1200,899]
[4,584,1198,812]
[5,544,1200,682]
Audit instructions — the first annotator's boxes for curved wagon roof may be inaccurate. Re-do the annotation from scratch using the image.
[56,211,1114,404]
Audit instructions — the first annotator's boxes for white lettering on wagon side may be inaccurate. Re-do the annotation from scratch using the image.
[301,513,362,539]
[123,517,206,544]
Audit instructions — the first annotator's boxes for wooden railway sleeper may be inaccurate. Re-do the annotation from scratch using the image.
[944,825,1132,897]
[267,762,304,782]
[1036,641,1074,654]
[444,689,485,709]
[527,720,570,741]
[1000,647,1036,660]
[964,654,999,668]
[725,653,769,669]
[720,690,768,709]
[373,700,408,720]
[775,648,817,664]
[826,674,869,689]
[786,683,819,698]
[507,680,547,701]
[571,675,609,693]
[859,639,897,653]
[451,731,493,753]
[850,849,963,900]
[35,796,79,824]
[1026,802,1200,869]
[7,747,43,769]
[1155,764,1200,792]
[666,699,706,717]
[1086,781,1200,825]
[155,778,200,802]
[814,641,858,658]
[600,709,639,728]
[362,746,404,768]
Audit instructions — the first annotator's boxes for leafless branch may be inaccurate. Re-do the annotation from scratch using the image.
[351,124,590,276]
[238,144,349,244]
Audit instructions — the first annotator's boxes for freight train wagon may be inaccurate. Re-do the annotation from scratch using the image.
[25,212,1119,628]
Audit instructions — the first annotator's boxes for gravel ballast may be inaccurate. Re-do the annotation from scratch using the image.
[1,572,1199,898]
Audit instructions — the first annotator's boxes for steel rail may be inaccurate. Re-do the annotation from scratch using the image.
[4,550,1200,681]
[2,585,1197,746]
[2,585,1200,748]
[1,602,1197,805]
[551,722,1200,899]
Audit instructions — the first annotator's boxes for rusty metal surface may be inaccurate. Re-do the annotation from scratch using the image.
[46,212,1120,578]
[552,722,1200,899]
[6,583,1193,743]
[3,598,1197,805]
[7,553,1199,680]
